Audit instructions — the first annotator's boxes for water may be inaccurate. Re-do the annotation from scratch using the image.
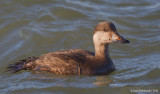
[0,0,160,94]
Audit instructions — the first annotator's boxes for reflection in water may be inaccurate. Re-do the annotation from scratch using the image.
[94,76,114,86]
[30,71,115,87]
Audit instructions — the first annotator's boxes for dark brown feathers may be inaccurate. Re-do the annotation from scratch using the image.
[7,57,38,73]
[94,21,117,34]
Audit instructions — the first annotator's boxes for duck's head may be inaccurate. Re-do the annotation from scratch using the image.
[93,21,130,45]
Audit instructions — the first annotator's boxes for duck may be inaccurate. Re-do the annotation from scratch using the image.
[7,21,129,75]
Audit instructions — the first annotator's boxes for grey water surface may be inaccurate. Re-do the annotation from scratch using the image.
[0,0,160,94]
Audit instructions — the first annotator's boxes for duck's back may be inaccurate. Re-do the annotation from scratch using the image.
[23,49,95,74]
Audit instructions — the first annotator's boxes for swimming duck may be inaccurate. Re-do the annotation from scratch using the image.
[7,21,129,75]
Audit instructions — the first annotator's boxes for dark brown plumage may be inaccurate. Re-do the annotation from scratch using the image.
[7,21,129,75]
[94,21,116,34]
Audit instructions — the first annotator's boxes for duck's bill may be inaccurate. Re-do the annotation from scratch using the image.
[111,32,130,44]
[113,38,130,44]
[120,39,130,43]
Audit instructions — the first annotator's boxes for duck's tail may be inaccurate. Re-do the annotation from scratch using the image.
[7,57,38,73]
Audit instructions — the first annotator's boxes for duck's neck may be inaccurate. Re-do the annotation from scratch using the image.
[94,43,111,63]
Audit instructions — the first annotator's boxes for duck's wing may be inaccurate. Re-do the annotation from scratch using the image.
[25,49,94,74]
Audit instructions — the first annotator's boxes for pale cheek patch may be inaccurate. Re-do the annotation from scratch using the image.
[93,31,111,43]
